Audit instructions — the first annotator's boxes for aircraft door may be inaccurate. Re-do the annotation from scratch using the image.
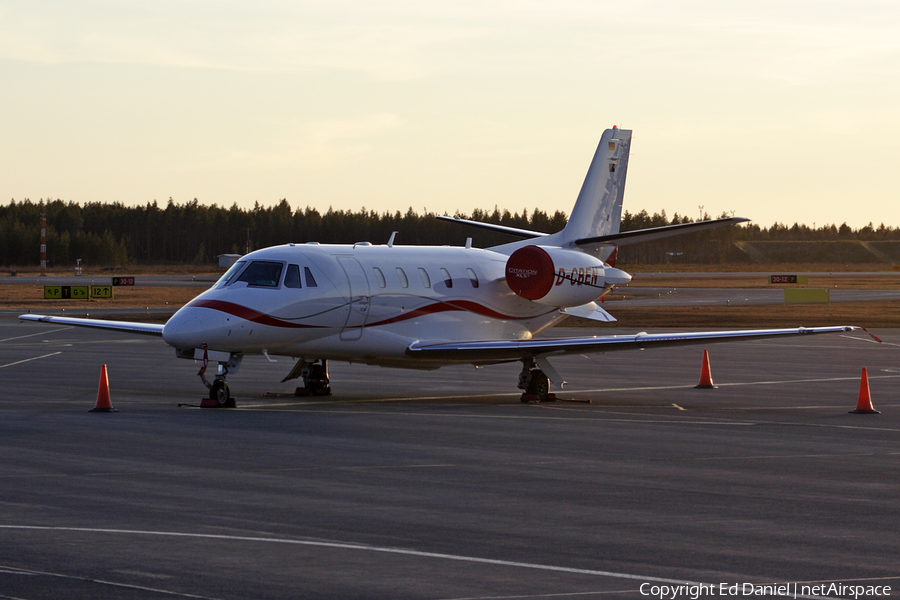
[337,256,371,341]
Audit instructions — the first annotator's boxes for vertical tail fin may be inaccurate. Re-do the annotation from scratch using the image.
[559,127,632,244]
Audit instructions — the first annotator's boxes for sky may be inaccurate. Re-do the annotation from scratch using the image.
[1,0,898,229]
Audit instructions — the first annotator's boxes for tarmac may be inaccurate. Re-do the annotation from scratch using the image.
[1,319,898,599]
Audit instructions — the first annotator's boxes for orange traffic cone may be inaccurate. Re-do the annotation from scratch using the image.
[695,349,717,388]
[89,364,118,413]
[850,367,880,414]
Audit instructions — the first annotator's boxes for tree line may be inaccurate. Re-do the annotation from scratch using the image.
[2,198,899,267]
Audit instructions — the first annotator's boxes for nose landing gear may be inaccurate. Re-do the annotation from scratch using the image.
[197,346,239,408]
[199,364,236,408]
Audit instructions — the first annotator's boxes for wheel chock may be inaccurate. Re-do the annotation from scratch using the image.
[519,393,557,403]
[200,398,237,408]
[294,386,333,397]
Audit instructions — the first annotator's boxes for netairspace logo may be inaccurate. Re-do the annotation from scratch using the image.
[639,582,892,599]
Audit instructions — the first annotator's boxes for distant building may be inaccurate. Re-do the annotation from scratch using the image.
[217,254,243,269]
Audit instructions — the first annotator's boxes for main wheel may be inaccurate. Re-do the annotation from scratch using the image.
[210,380,230,406]
[308,362,331,396]
[311,382,332,396]
[527,370,550,402]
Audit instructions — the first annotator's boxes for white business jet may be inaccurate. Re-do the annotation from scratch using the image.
[20,127,856,405]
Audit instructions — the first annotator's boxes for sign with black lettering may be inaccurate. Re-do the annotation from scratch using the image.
[44,286,89,299]
[770,275,808,285]
[91,286,114,299]
[770,275,798,284]
[112,277,135,286]
[68,286,89,299]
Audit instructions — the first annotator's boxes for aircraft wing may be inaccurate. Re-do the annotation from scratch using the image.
[18,314,165,336]
[406,326,859,362]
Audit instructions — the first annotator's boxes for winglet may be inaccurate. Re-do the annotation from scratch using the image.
[862,328,883,343]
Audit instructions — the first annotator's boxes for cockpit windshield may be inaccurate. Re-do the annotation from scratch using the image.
[235,261,284,287]
[217,260,247,287]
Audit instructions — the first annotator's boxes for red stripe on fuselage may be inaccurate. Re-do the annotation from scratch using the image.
[363,299,553,327]
[186,299,321,329]
[188,298,554,329]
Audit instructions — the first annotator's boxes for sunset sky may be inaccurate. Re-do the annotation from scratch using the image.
[2,1,898,229]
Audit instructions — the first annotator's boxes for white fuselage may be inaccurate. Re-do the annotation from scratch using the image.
[21,127,856,398]
[161,243,573,368]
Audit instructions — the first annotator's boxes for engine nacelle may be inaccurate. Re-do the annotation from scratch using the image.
[505,245,631,307]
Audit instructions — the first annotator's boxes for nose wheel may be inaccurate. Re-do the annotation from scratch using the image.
[201,369,235,408]
[210,379,232,407]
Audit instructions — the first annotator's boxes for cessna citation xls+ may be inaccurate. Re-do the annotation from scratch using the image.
[21,127,858,405]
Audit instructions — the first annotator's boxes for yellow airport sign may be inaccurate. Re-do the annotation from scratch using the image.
[43,285,97,300]
[784,288,830,304]
[91,286,114,299]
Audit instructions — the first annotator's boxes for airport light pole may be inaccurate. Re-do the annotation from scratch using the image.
[40,214,47,276]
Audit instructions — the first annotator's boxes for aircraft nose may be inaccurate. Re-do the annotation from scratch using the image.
[162,305,225,349]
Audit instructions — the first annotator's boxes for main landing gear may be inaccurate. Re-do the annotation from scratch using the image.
[286,359,332,397]
[518,357,556,403]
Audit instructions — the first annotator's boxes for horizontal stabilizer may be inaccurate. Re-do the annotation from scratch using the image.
[574,217,749,247]
[19,314,165,336]
[436,215,548,239]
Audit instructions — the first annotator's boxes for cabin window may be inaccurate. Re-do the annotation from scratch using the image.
[467,268,479,288]
[373,267,386,288]
[396,267,409,288]
[418,267,431,288]
[440,268,452,288]
[236,261,283,287]
[219,260,247,287]
[609,162,616,173]
[284,264,302,289]
[304,267,318,287]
